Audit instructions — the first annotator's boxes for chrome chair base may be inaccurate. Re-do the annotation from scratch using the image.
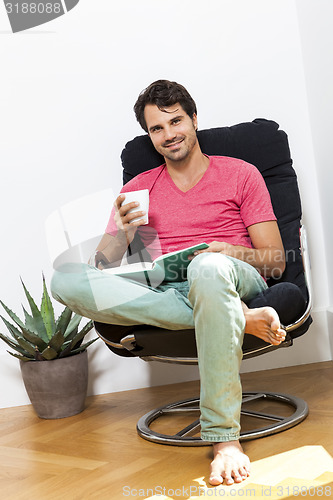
[137,391,309,446]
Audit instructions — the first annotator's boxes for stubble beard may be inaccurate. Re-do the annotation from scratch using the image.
[159,131,197,163]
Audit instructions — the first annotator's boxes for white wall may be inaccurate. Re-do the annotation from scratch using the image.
[295,0,333,355]
[0,0,331,408]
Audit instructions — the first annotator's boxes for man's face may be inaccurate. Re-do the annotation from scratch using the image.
[144,103,198,162]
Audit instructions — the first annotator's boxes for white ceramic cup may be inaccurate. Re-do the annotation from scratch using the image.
[121,189,149,224]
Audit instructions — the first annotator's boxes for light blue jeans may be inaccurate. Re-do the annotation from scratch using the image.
[51,252,267,442]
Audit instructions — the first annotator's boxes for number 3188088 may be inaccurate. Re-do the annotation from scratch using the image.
[5,3,62,14]
[276,485,332,496]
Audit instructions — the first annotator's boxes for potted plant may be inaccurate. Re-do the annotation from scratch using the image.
[0,275,97,419]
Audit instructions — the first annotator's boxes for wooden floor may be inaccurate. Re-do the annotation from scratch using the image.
[1,361,333,499]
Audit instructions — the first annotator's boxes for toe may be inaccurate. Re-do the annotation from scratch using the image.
[209,460,223,486]
[209,473,223,486]
[222,466,237,485]
[279,329,286,340]
[239,466,248,478]
[230,466,249,483]
[268,333,281,345]
[223,474,234,485]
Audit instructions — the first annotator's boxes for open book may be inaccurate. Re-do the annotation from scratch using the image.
[102,243,209,285]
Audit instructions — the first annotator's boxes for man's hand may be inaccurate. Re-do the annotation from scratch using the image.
[114,193,147,247]
[192,241,240,258]
[189,221,286,279]
[92,194,147,268]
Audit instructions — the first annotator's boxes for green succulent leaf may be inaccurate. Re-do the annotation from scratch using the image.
[1,277,95,361]
[17,326,48,352]
[0,332,36,359]
[0,332,26,354]
[0,300,26,330]
[64,314,82,339]
[63,337,98,357]
[54,307,72,335]
[0,299,48,352]
[58,339,75,358]
[16,337,37,357]
[60,321,94,357]
[8,351,34,362]
[1,311,48,352]
[72,337,98,354]
[40,346,58,360]
[70,320,94,347]
[41,275,56,340]
[22,306,38,334]
[48,330,65,353]
[0,315,24,340]
[66,326,78,344]
[15,320,48,352]
[20,279,48,343]
[0,321,36,359]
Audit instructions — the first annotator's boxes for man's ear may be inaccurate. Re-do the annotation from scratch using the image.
[192,113,198,131]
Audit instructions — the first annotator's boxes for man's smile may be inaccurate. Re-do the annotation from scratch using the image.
[163,138,185,149]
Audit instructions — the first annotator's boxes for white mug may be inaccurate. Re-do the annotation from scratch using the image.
[121,189,149,224]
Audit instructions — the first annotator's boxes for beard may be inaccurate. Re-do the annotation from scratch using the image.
[158,131,198,163]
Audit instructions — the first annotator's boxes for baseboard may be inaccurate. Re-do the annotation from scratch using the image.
[326,307,333,358]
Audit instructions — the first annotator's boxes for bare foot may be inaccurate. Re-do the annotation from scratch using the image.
[209,440,250,486]
[242,303,286,345]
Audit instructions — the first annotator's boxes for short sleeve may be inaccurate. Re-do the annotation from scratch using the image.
[240,163,276,228]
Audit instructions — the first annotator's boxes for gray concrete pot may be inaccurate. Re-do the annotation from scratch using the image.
[20,350,88,419]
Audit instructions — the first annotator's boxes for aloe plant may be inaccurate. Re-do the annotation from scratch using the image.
[0,276,96,361]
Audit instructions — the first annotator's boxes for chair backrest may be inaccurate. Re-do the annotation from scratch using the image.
[121,119,307,300]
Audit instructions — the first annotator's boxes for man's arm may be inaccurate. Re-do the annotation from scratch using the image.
[193,221,285,279]
[93,233,128,268]
[92,194,147,268]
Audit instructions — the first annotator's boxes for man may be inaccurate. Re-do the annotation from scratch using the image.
[51,80,286,486]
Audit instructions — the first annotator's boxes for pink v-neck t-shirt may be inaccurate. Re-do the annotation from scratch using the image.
[106,156,276,261]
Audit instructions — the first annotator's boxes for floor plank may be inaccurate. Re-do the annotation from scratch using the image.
[1,361,333,499]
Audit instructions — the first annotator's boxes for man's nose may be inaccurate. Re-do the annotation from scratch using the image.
[163,126,177,142]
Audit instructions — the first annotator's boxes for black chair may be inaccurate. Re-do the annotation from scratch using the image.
[94,118,313,446]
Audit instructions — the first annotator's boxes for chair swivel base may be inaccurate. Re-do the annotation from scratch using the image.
[137,391,309,447]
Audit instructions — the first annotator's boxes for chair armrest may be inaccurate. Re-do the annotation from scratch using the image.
[285,225,313,333]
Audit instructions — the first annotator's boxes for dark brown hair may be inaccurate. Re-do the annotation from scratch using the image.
[134,80,197,132]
